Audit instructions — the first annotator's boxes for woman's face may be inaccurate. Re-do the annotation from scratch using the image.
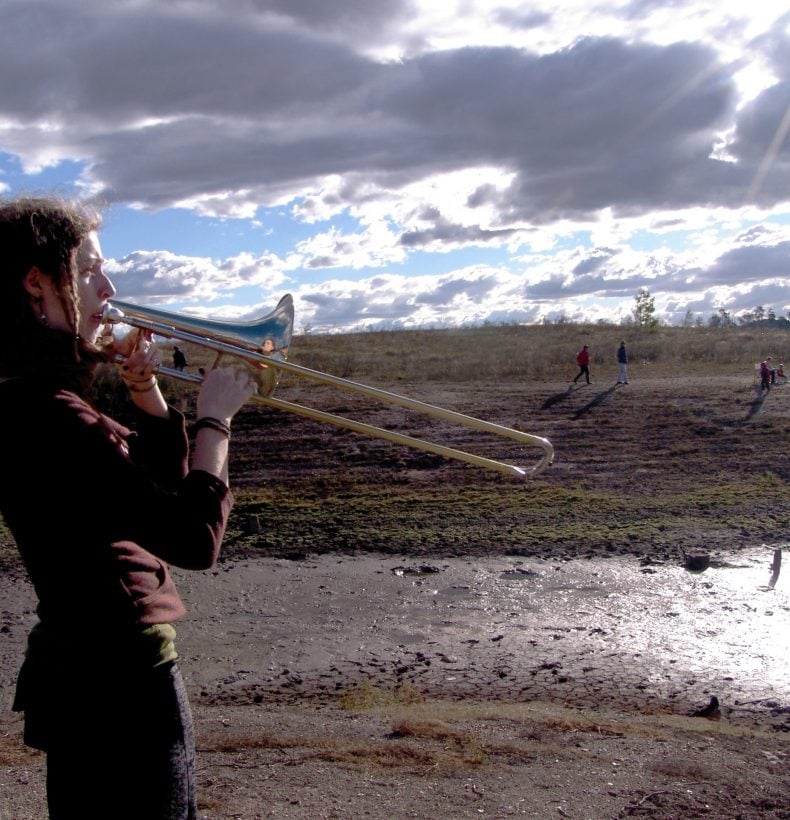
[75,231,115,343]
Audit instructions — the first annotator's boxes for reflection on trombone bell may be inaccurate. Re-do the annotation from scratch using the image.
[261,337,287,362]
[102,294,554,480]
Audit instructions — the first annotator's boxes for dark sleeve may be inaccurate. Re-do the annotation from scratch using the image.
[128,469,234,569]
[126,406,189,491]
[46,392,233,570]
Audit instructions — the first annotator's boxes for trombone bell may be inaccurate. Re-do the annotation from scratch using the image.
[104,294,294,396]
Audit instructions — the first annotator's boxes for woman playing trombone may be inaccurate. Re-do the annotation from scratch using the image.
[0,196,254,818]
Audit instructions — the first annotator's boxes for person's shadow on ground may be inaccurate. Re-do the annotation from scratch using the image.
[745,388,768,421]
[541,385,576,410]
[542,381,599,410]
[573,384,619,419]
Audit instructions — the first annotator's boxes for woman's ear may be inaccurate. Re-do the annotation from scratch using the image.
[22,266,47,299]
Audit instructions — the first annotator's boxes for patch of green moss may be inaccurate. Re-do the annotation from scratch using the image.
[224,473,786,560]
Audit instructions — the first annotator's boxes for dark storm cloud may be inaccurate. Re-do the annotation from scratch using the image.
[694,240,790,286]
[0,3,372,122]
[2,2,788,225]
[572,249,618,275]
[413,274,497,306]
[491,8,551,30]
[242,0,417,38]
[400,220,517,248]
[727,82,790,183]
[1,1,788,330]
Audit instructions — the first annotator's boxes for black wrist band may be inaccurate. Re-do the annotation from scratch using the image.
[194,416,231,439]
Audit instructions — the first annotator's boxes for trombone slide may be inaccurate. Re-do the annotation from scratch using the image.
[105,297,554,480]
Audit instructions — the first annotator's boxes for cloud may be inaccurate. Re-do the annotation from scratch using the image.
[1,1,789,331]
[696,239,790,286]
[3,4,788,224]
[107,249,287,304]
[400,221,517,249]
[122,224,786,332]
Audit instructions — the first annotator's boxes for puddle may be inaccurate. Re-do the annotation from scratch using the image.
[392,564,442,577]
[174,546,788,724]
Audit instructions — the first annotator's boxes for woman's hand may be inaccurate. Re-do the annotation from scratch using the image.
[196,367,257,424]
[115,328,160,387]
[192,367,256,483]
[113,328,169,418]
[111,326,151,360]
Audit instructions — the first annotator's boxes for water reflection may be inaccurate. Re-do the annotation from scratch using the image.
[429,546,788,710]
[167,546,787,730]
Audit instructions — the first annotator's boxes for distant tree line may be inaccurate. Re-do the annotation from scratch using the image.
[647,289,790,330]
[681,304,790,329]
[542,289,790,330]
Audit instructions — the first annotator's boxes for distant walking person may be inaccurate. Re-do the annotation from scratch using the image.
[759,358,772,391]
[573,345,591,384]
[616,341,628,384]
[173,345,187,371]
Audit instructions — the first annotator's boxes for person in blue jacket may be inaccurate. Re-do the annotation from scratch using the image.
[616,340,628,384]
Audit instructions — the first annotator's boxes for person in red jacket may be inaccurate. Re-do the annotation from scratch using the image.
[573,344,591,384]
[0,197,255,819]
[760,358,772,391]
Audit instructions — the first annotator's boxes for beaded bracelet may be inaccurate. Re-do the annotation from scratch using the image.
[126,377,158,393]
[194,416,232,439]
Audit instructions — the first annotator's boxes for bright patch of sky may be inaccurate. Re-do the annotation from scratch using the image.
[1,0,789,333]
[0,152,84,195]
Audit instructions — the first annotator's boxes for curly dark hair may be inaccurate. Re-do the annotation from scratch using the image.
[0,197,105,392]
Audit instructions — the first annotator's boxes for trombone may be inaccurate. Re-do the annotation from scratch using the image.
[102,294,554,480]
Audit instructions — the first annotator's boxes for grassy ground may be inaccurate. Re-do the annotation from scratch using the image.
[217,369,788,563]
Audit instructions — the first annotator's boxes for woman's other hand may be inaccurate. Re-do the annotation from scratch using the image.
[192,368,256,483]
[196,367,256,424]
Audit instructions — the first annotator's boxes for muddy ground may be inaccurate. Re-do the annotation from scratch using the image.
[0,371,788,818]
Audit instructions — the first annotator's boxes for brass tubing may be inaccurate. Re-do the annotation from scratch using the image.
[106,301,554,480]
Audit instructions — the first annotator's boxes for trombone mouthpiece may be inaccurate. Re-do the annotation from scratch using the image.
[102,304,127,324]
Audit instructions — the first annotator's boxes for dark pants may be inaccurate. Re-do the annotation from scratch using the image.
[574,365,590,383]
[21,660,196,819]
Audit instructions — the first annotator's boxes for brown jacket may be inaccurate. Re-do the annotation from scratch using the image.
[0,379,233,628]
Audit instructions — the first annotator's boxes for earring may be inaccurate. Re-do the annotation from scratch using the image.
[34,296,48,326]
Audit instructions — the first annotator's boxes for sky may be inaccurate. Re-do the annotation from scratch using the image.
[1,0,789,333]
